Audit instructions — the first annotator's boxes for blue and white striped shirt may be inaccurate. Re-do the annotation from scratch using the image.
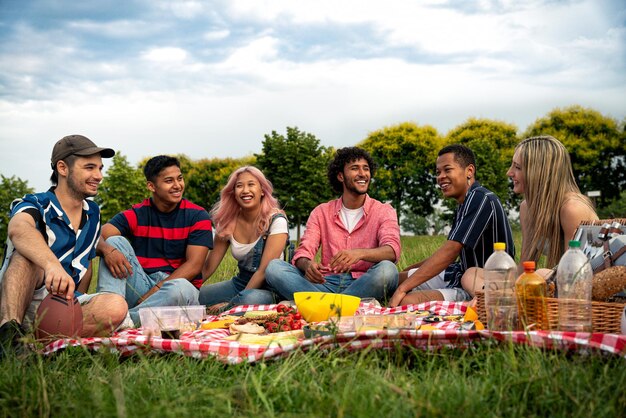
[1,189,101,287]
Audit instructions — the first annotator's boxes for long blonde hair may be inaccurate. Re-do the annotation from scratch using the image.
[517,135,595,266]
[211,166,284,238]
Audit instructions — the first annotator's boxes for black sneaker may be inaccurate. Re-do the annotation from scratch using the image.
[0,319,27,359]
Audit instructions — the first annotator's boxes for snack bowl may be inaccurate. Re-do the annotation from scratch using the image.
[138,305,205,338]
[294,292,360,322]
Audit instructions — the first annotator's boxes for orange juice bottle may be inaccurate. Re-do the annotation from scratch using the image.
[515,261,548,330]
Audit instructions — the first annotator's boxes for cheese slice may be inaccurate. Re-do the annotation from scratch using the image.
[200,315,247,330]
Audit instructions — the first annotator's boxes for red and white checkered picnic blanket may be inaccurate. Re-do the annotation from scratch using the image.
[41,301,626,364]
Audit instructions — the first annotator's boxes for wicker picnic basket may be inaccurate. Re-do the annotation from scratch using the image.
[475,290,625,333]
[474,218,626,333]
[578,218,626,227]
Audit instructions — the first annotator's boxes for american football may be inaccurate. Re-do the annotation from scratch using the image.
[35,294,83,340]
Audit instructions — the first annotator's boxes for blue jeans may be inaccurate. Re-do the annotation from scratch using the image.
[264,259,398,303]
[199,278,276,307]
[199,230,278,308]
[97,236,199,326]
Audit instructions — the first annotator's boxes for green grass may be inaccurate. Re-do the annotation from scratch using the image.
[1,343,624,417]
[4,234,625,418]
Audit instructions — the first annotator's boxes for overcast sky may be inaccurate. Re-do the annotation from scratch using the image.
[1,0,624,192]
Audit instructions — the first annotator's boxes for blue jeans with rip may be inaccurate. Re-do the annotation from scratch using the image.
[264,259,398,303]
[96,236,199,326]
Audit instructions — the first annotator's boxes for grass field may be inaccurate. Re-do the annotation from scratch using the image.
[2,235,625,418]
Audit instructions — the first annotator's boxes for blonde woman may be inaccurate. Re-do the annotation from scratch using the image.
[199,166,288,310]
[462,135,598,297]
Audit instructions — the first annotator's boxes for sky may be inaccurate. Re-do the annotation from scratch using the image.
[1,0,625,193]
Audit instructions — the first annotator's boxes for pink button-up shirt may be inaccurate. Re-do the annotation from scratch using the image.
[292,195,401,278]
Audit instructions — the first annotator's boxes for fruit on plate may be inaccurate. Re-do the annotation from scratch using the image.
[264,304,304,333]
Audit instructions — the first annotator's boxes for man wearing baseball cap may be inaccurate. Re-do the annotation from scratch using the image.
[0,135,128,357]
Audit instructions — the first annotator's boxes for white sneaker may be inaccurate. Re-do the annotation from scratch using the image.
[116,313,135,331]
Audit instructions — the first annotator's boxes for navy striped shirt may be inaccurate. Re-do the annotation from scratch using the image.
[444,182,515,287]
[109,198,212,288]
[0,189,100,289]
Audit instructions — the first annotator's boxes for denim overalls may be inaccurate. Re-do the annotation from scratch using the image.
[198,213,289,307]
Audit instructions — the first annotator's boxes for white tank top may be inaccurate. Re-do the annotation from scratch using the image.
[229,216,288,261]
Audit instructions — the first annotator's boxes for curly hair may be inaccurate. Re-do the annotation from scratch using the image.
[327,147,377,194]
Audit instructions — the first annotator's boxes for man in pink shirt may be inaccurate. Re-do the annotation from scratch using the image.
[265,147,401,303]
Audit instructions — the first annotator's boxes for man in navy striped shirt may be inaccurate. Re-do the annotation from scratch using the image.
[389,144,514,306]
[97,155,213,326]
[0,135,128,354]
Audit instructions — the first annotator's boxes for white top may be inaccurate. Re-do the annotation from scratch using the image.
[229,216,288,261]
[340,204,364,233]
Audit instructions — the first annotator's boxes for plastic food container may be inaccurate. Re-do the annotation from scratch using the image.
[138,305,205,338]
[354,314,415,331]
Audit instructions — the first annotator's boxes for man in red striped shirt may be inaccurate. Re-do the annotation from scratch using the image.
[96,155,212,326]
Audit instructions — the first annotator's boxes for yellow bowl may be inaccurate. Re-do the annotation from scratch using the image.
[294,292,361,322]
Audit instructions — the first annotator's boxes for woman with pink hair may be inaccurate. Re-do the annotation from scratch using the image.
[199,166,288,310]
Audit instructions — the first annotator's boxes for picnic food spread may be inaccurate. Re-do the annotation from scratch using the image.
[199,304,306,336]
[40,300,626,363]
[196,303,484,341]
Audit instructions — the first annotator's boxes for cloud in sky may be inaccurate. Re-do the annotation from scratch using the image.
[0,0,624,192]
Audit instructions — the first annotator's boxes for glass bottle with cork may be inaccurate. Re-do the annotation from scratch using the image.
[515,261,549,330]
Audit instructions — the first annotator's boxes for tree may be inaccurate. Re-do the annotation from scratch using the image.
[401,207,449,236]
[596,189,626,219]
[0,175,34,258]
[255,127,334,240]
[185,156,256,212]
[359,122,444,219]
[445,118,519,211]
[524,105,626,207]
[96,153,148,223]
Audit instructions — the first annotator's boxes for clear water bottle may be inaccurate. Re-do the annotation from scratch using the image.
[484,242,518,331]
[557,240,592,332]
